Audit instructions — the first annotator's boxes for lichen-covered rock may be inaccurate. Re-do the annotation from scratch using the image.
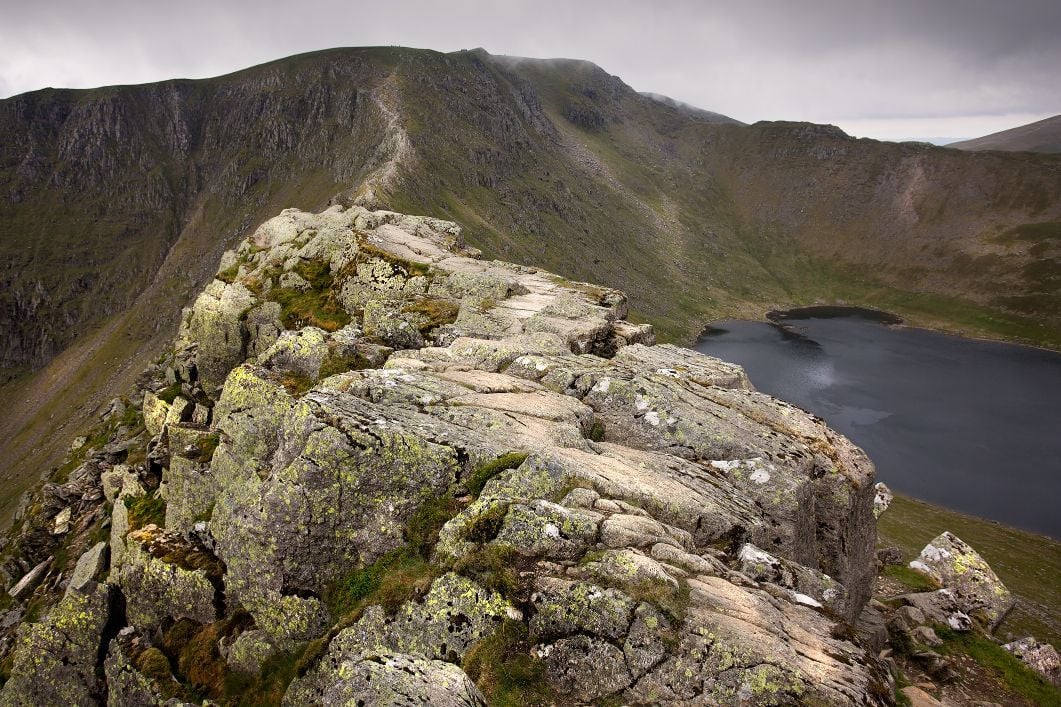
[177,280,256,394]
[873,482,893,518]
[0,584,113,707]
[136,205,888,705]
[737,542,847,616]
[283,650,486,706]
[327,573,513,661]
[258,327,330,380]
[110,497,130,575]
[118,525,219,628]
[142,391,171,438]
[908,531,1014,629]
[1003,636,1061,686]
[66,541,108,596]
[493,499,600,559]
[223,629,279,674]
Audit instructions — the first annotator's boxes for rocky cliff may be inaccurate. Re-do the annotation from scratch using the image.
[0,205,893,705]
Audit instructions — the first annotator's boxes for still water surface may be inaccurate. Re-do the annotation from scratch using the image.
[694,308,1061,538]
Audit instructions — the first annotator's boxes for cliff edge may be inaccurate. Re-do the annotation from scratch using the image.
[0,205,887,705]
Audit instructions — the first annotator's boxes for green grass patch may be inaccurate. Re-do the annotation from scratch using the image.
[465,452,529,498]
[325,547,437,618]
[883,564,939,593]
[126,495,166,530]
[157,384,183,404]
[936,626,1061,706]
[401,297,460,333]
[462,619,553,707]
[269,288,351,332]
[453,543,520,597]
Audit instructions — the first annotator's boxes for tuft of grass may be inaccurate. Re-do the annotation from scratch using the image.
[192,433,220,462]
[325,547,437,619]
[465,452,529,498]
[588,420,606,442]
[452,544,520,597]
[406,495,463,556]
[401,297,460,333]
[935,626,1061,706]
[157,384,183,404]
[462,619,553,707]
[278,372,316,396]
[325,496,461,619]
[126,495,166,531]
[134,647,180,698]
[269,288,351,332]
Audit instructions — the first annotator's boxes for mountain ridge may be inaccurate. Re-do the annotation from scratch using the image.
[1,45,1060,527]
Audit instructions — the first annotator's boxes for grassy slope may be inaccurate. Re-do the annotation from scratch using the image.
[879,494,1061,646]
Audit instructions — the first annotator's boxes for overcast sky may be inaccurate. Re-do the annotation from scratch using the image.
[1,0,1058,141]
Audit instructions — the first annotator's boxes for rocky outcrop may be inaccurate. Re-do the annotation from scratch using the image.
[908,532,1014,630]
[1003,636,1061,686]
[0,584,115,707]
[0,205,891,705]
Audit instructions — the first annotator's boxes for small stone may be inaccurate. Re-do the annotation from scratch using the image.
[66,541,108,596]
[8,559,50,600]
[911,625,943,647]
[52,506,72,534]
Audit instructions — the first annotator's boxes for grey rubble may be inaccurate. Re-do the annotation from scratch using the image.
[0,205,887,705]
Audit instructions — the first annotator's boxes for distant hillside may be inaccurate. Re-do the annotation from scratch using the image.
[949,115,1061,154]
[1,46,1060,525]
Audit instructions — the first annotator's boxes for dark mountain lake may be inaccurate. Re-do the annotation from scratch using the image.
[694,308,1061,538]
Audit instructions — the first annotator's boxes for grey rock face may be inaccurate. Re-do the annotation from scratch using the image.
[908,532,1014,630]
[66,541,108,596]
[283,650,487,707]
[149,206,885,704]
[0,584,114,707]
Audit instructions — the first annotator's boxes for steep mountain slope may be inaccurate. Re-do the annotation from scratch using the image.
[949,115,1061,154]
[1,46,1060,526]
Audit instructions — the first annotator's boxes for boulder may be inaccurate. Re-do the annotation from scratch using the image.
[66,541,108,596]
[7,559,49,601]
[283,650,486,706]
[118,525,220,628]
[909,532,1014,629]
[177,280,256,394]
[873,482,893,518]
[0,584,114,706]
[1003,637,1060,686]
